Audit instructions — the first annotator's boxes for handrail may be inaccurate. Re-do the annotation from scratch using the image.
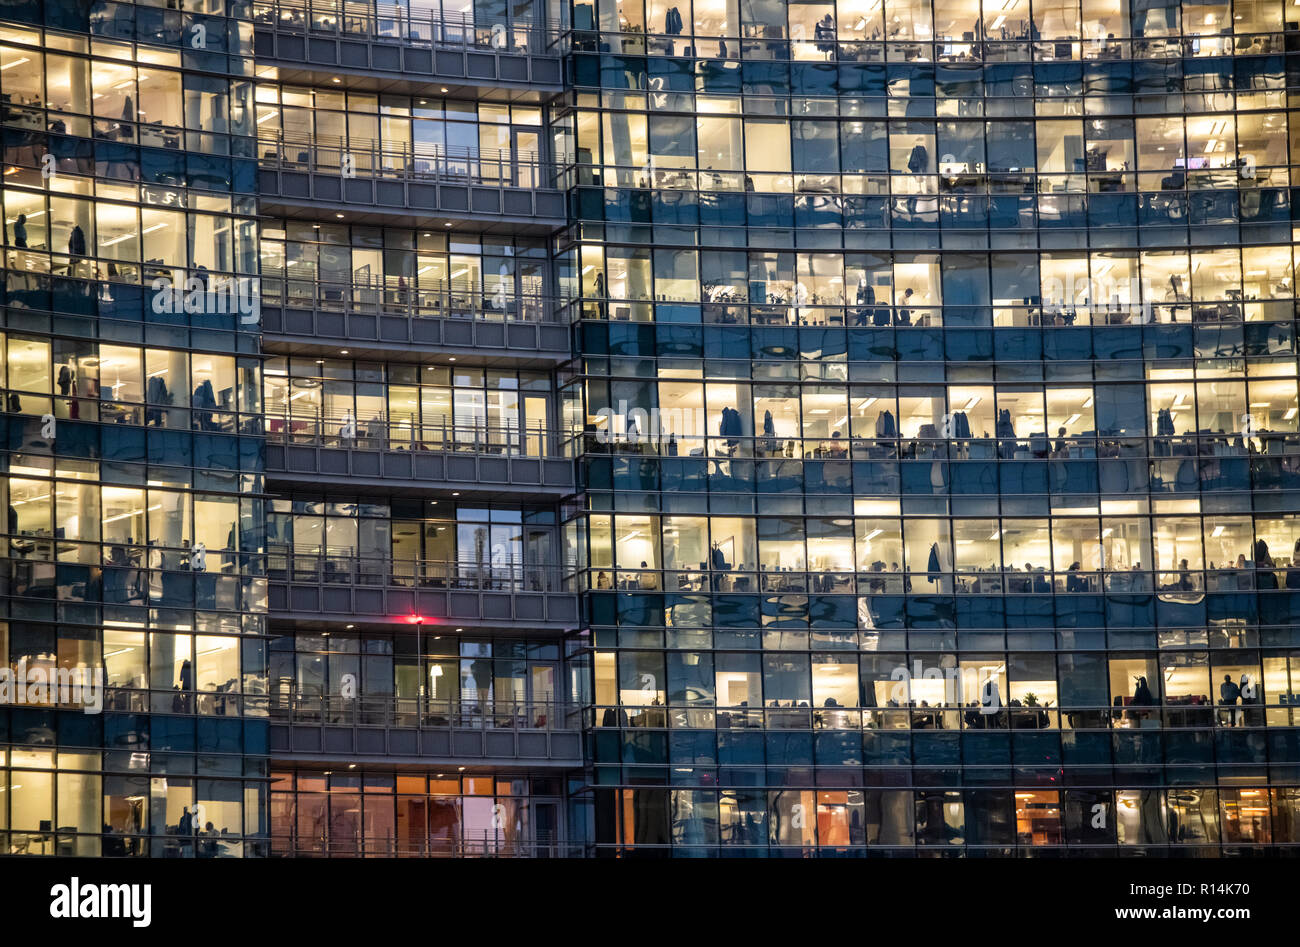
[266,550,574,592]
[6,537,255,572]
[270,690,580,732]
[259,279,1296,326]
[555,163,1277,196]
[261,134,541,171]
[264,414,563,457]
[98,686,263,716]
[254,0,568,54]
[279,837,578,858]
[261,548,1295,598]
[260,277,563,323]
[259,132,558,189]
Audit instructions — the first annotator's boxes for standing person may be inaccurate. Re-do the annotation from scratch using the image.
[1132,676,1154,705]
[815,13,835,59]
[720,405,741,453]
[907,138,928,174]
[1288,538,1300,589]
[1219,673,1241,727]
[897,287,914,325]
[12,213,27,249]
[68,223,87,259]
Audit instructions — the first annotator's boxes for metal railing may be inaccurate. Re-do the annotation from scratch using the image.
[267,550,573,593]
[0,395,255,435]
[260,275,561,323]
[99,686,267,717]
[259,134,557,190]
[272,689,578,731]
[558,159,1284,196]
[275,834,574,858]
[254,0,566,54]
[265,414,561,456]
[5,537,257,574]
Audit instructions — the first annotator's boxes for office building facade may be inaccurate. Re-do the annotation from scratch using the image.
[1,0,1300,857]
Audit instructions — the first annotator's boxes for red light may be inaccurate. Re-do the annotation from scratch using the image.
[405,615,425,625]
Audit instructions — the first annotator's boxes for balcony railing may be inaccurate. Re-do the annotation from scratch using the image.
[97,686,267,717]
[271,689,579,731]
[274,834,576,858]
[259,134,558,190]
[260,275,561,323]
[265,415,561,457]
[5,537,257,575]
[254,0,566,54]
[268,551,574,594]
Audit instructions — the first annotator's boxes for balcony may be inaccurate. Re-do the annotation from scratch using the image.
[269,692,582,766]
[253,0,564,96]
[266,554,580,631]
[277,837,577,857]
[258,139,565,232]
[265,418,576,498]
[260,280,570,365]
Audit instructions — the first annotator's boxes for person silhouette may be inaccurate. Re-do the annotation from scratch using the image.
[1220,673,1241,727]
[1132,676,1154,705]
[68,224,87,259]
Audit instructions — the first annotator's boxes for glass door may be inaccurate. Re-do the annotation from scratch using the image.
[529,663,557,725]
[523,394,549,455]
[513,129,539,189]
